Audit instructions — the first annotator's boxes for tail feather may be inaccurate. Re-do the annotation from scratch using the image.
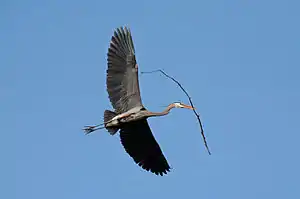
[104,110,117,123]
[104,110,119,135]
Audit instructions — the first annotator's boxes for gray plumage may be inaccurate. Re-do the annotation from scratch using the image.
[107,27,143,114]
[106,27,170,175]
[84,26,194,176]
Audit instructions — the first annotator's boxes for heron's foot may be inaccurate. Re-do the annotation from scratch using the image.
[83,125,98,134]
[83,125,106,134]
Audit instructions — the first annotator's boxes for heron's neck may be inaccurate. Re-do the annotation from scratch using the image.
[148,104,176,117]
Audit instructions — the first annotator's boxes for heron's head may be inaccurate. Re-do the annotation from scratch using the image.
[173,102,194,110]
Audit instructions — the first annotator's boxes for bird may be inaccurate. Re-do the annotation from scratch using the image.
[83,26,194,176]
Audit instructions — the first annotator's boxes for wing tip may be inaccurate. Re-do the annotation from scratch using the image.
[112,25,131,38]
[114,25,131,33]
[138,160,171,176]
[110,25,135,54]
[151,167,171,176]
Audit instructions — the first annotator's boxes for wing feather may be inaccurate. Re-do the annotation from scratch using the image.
[120,119,171,176]
[106,26,143,113]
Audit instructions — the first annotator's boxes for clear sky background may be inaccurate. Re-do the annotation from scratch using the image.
[3,0,300,198]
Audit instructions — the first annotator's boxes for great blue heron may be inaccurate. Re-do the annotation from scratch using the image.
[84,26,194,176]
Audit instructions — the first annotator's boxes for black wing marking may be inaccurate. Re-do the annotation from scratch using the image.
[120,119,171,176]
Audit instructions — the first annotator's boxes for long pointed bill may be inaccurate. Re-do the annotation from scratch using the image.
[183,104,195,110]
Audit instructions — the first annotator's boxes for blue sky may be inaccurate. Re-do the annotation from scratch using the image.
[3,0,300,198]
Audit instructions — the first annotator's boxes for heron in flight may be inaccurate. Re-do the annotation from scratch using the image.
[84,26,194,176]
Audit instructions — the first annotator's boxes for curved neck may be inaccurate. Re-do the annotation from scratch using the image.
[147,103,176,117]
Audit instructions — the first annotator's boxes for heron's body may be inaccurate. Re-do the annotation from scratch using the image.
[84,26,193,176]
[104,106,144,129]
[105,103,184,128]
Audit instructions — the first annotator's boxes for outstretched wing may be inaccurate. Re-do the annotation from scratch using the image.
[120,119,171,176]
[106,26,143,114]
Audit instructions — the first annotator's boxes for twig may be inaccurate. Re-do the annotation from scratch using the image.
[141,69,211,155]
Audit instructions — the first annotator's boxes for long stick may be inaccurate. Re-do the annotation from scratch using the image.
[141,69,211,155]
